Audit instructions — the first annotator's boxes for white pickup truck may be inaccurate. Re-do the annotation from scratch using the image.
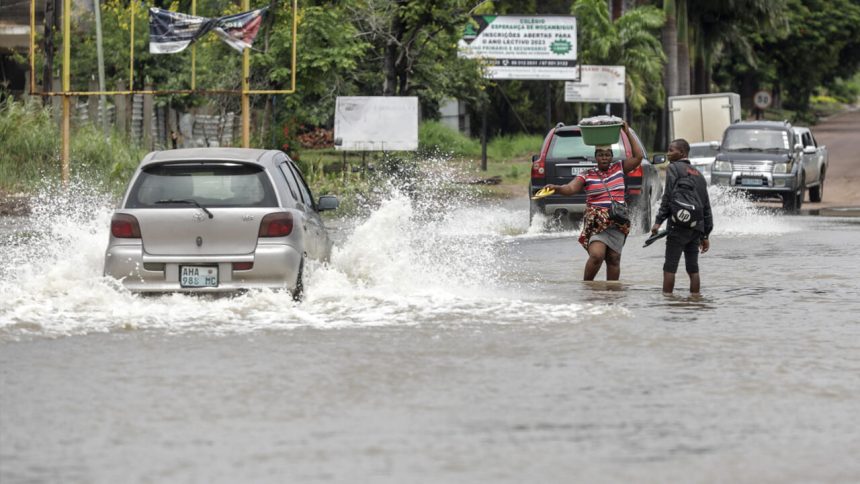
[793,126,828,203]
[711,121,828,211]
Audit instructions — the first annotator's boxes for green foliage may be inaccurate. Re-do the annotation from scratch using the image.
[826,73,860,104]
[418,121,480,157]
[256,4,371,127]
[0,98,145,192]
[486,133,542,161]
[766,0,860,113]
[72,125,148,191]
[0,98,58,189]
[418,122,541,161]
[573,0,666,111]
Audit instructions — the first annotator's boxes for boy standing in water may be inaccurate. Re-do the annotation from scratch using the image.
[651,139,713,294]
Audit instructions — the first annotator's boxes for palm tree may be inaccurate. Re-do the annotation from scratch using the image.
[572,0,666,113]
[687,0,789,94]
[662,0,678,99]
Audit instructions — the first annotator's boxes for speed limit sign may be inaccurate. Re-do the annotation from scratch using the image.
[754,90,772,109]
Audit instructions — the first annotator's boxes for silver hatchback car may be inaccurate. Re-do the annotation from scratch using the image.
[103,148,338,298]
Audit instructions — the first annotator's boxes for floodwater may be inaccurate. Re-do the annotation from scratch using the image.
[1,179,859,483]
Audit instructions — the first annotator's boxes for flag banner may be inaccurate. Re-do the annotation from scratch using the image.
[149,8,214,54]
[213,8,267,53]
[149,7,267,54]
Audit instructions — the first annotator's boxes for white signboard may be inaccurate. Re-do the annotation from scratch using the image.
[564,65,626,103]
[458,15,579,81]
[334,96,419,151]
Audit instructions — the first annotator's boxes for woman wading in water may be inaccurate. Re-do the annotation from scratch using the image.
[544,121,643,280]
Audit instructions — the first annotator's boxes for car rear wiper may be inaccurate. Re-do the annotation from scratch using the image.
[156,199,213,219]
[732,147,763,152]
[565,156,590,161]
[762,147,787,151]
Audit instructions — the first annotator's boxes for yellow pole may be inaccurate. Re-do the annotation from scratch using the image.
[191,0,196,90]
[61,0,71,184]
[29,0,35,94]
[241,0,250,148]
[292,0,297,92]
[130,1,135,91]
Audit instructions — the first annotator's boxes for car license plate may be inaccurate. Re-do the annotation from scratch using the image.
[180,265,218,288]
[571,167,588,176]
[741,178,763,186]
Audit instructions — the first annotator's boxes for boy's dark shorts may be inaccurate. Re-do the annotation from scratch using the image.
[663,228,702,274]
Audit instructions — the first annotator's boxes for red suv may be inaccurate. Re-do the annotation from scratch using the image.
[529,123,665,231]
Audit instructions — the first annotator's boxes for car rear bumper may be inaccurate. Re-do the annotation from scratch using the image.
[103,243,302,293]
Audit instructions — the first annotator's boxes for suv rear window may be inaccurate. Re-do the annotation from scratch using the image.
[127,162,278,208]
[723,128,790,151]
[549,131,624,159]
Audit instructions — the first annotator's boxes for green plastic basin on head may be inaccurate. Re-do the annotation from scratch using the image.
[579,123,622,146]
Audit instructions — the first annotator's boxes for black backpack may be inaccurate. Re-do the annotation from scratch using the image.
[669,165,704,229]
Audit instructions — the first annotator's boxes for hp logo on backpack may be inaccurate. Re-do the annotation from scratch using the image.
[669,169,704,229]
[675,208,692,223]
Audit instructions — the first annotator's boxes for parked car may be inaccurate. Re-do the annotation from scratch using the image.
[529,122,665,230]
[688,141,720,184]
[710,120,828,211]
[103,148,338,298]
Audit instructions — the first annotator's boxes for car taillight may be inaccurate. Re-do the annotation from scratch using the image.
[627,188,642,195]
[628,166,643,177]
[532,157,545,179]
[111,213,141,238]
[232,262,254,271]
[258,212,294,237]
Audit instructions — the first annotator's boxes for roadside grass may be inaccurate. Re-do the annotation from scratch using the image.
[0,98,146,194]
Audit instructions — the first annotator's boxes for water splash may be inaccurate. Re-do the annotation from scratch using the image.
[0,167,803,340]
[707,185,799,237]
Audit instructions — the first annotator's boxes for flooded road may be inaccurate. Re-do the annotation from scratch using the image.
[1,186,859,483]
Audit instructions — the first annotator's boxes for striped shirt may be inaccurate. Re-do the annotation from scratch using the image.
[575,161,626,208]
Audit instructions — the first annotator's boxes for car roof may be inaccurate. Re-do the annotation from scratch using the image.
[141,148,278,167]
[727,120,792,130]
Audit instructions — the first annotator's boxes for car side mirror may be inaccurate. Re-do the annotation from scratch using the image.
[317,195,339,212]
[709,141,720,150]
[531,154,539,163]
[652,154,667,165]
[794,143,803,152]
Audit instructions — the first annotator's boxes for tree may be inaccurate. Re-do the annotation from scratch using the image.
[687,0,789,95]
[766,0,860,116]
[347,0,476,97]
[573,0,666,112]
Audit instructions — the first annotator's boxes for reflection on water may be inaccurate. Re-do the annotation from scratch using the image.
[2,179,860,483]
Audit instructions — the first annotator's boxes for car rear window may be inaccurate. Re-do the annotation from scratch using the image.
[127,162,278,208]
[689,145,719,158]
[723,128,790,151]
[548,131,624,159]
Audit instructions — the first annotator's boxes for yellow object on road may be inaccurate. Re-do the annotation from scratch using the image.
[531,187,555,200]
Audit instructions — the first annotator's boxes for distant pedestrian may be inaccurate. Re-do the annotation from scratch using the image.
[170,130,179,149]
[651,139,713,294]
[544,121,643,281]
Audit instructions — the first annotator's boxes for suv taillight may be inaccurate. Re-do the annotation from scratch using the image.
[258,212,294,237]
[531,156,545,179]
[111,213,141,238]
